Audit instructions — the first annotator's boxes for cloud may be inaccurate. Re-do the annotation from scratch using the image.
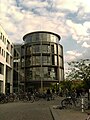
[0,0,90,67]
[65,50,82,62]
[82,42,90,48]
[66,20,90,43]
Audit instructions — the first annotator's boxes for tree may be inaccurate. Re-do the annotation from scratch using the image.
[66,59,90,102]
[66,59,90,84]
[60,80,72,91]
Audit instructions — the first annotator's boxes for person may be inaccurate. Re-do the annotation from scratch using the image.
[46,89,51,101]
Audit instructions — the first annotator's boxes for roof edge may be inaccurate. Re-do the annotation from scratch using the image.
[23,31,61,40]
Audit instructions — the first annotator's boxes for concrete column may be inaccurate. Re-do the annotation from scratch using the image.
[3,64,6,93]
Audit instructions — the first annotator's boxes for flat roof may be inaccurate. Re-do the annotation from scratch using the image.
[23,31,61,40]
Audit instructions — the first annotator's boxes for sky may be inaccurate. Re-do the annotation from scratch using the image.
[0,0,90,75]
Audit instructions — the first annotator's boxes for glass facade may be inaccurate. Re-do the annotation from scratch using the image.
[22,31,64,91]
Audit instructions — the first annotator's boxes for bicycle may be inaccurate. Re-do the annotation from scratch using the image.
[61,96,89,110]
[61,96,82,109]
[85,112,90,120]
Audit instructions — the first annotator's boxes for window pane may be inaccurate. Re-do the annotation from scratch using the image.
[36,56,40,65]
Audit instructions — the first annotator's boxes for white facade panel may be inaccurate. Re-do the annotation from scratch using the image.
[0,25,13,93]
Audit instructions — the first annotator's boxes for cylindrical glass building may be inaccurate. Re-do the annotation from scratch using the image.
[22,31,64,91]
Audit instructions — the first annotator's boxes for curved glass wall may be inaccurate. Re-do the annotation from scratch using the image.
[24,32,60,44]
[26,67,57,81]
[22,31,64,90]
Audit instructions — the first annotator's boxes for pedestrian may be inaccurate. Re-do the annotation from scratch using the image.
[46,89,51,101]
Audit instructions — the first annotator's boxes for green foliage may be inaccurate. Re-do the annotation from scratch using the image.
[66,59,90,89]
[60,80,72,91]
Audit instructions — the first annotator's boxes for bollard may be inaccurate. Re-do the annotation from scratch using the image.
[81,98,84,112]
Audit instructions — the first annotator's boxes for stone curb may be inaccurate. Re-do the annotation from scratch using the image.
[49,105,89,120]
[49,106,60,120]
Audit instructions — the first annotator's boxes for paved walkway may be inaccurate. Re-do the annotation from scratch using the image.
[50,106,90,120]
[49,95,90,120]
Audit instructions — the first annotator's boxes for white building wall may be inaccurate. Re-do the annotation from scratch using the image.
[0,25,13,93]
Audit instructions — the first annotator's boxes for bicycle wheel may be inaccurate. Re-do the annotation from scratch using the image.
[23,98,29,102]
[61,99,72,108]
[61,99,67,107]
[75,98,81,108]
[29,96,34,103]
[84,100,88,110]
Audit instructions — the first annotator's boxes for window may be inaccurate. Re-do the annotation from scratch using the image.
[47,34,50,41]
[26,46,32,55]
[11,45,13,54]
[36,56,40,65]
[32,56,40,65]
[50,35,54,42]
[2,35,4,43]
[52,55,54,65]
[26,57,32,66]
[35,67,41,80]
[59,56,63,67]
[10,56,13,66]
[51,45,54,53]
[42,56,51,65]
[26,68,32,80]
[55,55,57,65]
[43,67,48,80]
[2,49,4,56]
[6,53,9,63]
[47,45,51,53]
[0,47,1,54]
[4,38,6,44]
[48,67,57,80]
[0,33,2,39]
[32,45,40,53]
[21,58,24,67]
[42,45,47,53]
[32,34,36,42]
[7,40,10,51]
[21,46,25,56]
[42,56,47,65]
[0,63,4,75]
[42,33,46,41]
[42,45,50,53]
[58,45,63,56]
[4,51,5,57]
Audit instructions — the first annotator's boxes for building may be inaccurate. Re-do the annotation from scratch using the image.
[13,44,24,93]
[0,25,14,94]
[22,31,64,92]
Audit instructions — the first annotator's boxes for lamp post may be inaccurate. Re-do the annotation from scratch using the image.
[40,37,43,93]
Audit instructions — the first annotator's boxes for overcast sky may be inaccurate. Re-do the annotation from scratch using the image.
[0,0,90,74]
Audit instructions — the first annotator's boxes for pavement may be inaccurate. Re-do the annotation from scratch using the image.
[49,96,90,120]
[50,106,89,120]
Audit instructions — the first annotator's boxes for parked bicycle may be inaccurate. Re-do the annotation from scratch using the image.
[19,92,34,103]
[61,96,88,110]
[0,93,8,104]
[85,112,90,120]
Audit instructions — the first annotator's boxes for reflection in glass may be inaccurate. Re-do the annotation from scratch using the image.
[42,56,51,65]
[59,56,63,67]
[32,56,41,65]
[43,67,48,80]
[21,58,24,67]
[32,67,41,80]
[48,67,57,80]
[36,56,40,65]
[26,57,32,66]
[26,68,32,80]
[26,46,32,55]
[58,45,63,56]
[55,55,57,65]
[32,45,40,53]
